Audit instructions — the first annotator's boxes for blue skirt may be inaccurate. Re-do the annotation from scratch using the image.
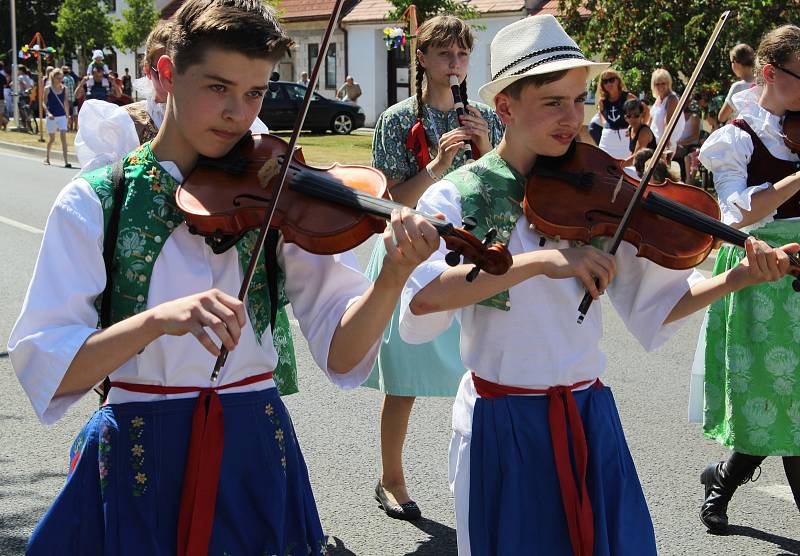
[27,389,327,556]
[361,239,465,397]
[469,385,656,555]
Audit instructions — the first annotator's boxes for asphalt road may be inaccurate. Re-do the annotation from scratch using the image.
[0,149,798,555]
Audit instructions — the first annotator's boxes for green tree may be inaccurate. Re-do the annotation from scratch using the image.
[112,0,159,54]
[558,0,800,100]
[0,0,63,67]
[387,0,480,24]
[54,0,115,72]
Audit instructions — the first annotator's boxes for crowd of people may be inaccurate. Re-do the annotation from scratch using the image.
[5,3,800,555]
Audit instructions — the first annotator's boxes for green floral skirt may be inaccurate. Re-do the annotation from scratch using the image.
[703,219,800,455]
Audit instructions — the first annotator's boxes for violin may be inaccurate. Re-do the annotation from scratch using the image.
[782,110,800,153]
[527,140,800,283]
[176,132,513,278]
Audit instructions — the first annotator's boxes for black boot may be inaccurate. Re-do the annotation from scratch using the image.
[700,452,764,532]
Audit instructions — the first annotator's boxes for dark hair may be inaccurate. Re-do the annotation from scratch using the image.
[634,148,667,183]
[168,0,294,74]
[623,98,643,115]
[500,70,569,100]
[756,25,800,85]
[414,15,475,121]
[729,43,755,67]
[91,63,105,73]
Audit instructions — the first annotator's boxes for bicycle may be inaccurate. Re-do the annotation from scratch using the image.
[16,89,39,135]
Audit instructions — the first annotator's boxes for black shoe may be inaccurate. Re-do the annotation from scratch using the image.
[700,453,762,533]
[374,481,422,521]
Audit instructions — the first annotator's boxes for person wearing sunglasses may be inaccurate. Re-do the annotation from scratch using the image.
[621,98,656,167]
[649,68,685,158]
[595,69,642,159]
[692,24,800,534]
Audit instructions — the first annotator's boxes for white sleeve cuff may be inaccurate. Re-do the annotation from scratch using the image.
[399,259,456,345]
[720,181,776,227]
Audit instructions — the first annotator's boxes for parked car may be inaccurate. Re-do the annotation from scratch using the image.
[259,81,365,134]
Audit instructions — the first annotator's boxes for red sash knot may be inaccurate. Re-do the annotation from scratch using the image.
[109,371,274,556]
[471,372,602,556]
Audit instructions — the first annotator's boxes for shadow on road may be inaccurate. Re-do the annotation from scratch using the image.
[725,524,800,555]
[407,517,457,555]
[327,536,357,555]
[0,469,62,555]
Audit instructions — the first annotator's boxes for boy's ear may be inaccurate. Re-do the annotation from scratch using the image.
[157,55,175,92]
[493,92,514,126]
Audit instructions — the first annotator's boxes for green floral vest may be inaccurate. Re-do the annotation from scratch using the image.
[84,143,298,395]
[444,149,525,311]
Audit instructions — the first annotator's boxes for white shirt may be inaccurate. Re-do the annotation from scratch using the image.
[75,99,270,173]
[8,162,378,425]
[398,180,702,436]
[699,88,799,227]
[650,92,685,153]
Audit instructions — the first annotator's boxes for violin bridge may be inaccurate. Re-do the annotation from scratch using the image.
[257,158,280,187]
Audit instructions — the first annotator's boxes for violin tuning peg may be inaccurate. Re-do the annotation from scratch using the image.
[793,278,800,293]
[445,250,462,267]
[466,266,480,282]
[462,216,478,231]
[483,228,498,245]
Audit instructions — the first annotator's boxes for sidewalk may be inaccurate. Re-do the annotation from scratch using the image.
[0,137,79,165]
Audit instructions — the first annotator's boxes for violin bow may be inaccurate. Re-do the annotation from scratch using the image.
[210,0,346,382]
[576,10,731,324]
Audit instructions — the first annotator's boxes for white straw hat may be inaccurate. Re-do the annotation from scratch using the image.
[478,15,609,108]
[92,49,104,59]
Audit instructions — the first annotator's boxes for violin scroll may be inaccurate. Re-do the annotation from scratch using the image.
[441,226,512,281]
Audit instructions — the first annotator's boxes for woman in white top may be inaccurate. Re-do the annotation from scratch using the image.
[649,68,685,156]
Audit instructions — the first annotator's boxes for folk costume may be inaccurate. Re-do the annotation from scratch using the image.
[9,142,380,555]
[691,86,800,522]
[364,95,503,397]
[398,16,703,555]
[73,100,303,398]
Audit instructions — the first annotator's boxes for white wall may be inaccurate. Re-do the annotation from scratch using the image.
[345,14,523,126]
[343,23,387,127]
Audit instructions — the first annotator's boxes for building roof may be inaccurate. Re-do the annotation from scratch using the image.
[342,0,526,24]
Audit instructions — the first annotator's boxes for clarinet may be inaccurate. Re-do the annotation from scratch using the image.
[449,75,473,160]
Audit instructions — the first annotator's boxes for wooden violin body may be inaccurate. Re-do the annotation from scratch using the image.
[177,133,389,255]
[526,141,721,270]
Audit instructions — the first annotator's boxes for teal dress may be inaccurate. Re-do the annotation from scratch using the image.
[362,96,504,396]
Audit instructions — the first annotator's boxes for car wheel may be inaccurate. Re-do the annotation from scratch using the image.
[331,113,353,135]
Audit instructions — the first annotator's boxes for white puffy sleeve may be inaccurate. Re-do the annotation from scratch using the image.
[75,100,140,173]
[698,124,774,226]
[398,180,462,344]
[279,243,377,388]
[607,241,704,351]
[8,180,106,424]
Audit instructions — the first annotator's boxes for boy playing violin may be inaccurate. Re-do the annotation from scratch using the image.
[8,0,438,554]
[398,15,799,555]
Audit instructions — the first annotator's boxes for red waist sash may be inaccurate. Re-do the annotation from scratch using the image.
[471,372,601,556]
[109,371,274,556]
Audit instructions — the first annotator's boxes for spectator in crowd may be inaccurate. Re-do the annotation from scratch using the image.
[106,71,132,105]
[633,147,669,183]
[596,68,641,159]
[297,71,310,87]
[61,65,77,131]
[2,62,12,121]
[85,50,110,75]
[650,68,685,156]
[0,61,8,130]
[674,103,702,181]
[718,43,756,124]
[621,98,656,167]
[337,75,362,104]
[43,69,71,168]
[76,64,121,105]
[122,67,133,96]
